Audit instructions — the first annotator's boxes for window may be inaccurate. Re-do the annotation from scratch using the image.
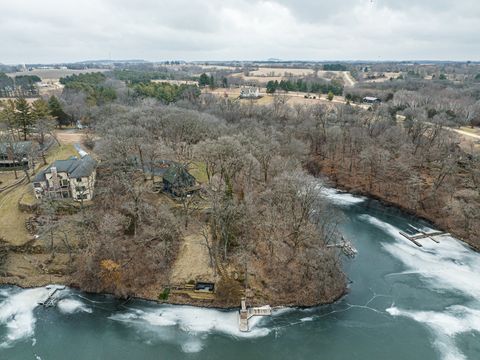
[33,182,41,188]
[76,186,86,192]
[76,178,82,182]
[76,194,88,200]
[61,179,69,187]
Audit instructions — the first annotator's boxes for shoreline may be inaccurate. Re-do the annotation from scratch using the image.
[306,161,480,253]
[332,184,480,252]
[0,280,348,311]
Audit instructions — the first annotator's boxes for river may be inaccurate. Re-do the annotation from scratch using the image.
[1,189,479,360]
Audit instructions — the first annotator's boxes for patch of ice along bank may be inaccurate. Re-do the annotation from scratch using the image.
[0,287,50,348]
[319,187,366,206]
[109,305,275,353]
[57,298,92,314]
[387,306,480,360]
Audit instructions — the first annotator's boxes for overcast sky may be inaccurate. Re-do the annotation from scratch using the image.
[2,0,479,64]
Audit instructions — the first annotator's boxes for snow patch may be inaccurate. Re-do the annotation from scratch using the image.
[387,305,480,360]
[362,214,480,360]
[319,187,365,206]
[0,287,50,348]
[109,305,272,353]
[57,299,92,314]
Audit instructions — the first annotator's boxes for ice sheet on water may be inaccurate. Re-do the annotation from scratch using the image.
[57,298,92,314]
[0,287,50,348]
[360,214,480,299]
[318,187,366,206]
[360,214,480,360]
[387,305,480,360]
[109,305,274,353]
[0,286,92,347]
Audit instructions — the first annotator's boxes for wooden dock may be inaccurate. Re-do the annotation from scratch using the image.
[326,237,357,258]
[38,285,65,307]
[239,298,272,332]
[399,227,449,247]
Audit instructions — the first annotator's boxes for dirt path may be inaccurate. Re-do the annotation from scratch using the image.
[452,128,480,140]
[341,71,356,87]
[54,129,86,145]
[170,233,215,285]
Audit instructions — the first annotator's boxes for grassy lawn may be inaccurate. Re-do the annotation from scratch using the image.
[44,144,78,164]
[0,171,23,189]
[0,144,79,246]
[189,161,208,184]
[0,183,32,246]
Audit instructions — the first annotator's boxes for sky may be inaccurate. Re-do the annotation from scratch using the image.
[1,0,479,64]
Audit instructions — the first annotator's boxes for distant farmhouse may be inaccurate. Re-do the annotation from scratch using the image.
[162,163,197,197]
[0,141,35,170]
[33,155,97,201]
[240,86,260,99]
[363,96,381,104]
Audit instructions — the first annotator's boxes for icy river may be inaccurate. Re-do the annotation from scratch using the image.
[1,189,479,359]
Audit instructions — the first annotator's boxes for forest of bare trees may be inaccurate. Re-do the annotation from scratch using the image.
[69,101,347,305]
[3,62,478,306]
[65,81,479,304]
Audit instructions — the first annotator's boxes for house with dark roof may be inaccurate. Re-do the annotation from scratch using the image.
[0,141,35,170]
[162,164,197,197]
[33,155,97,201]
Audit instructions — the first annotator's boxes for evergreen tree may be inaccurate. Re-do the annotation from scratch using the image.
[14,98,33,140]
[0,99,17,136]
[48,96,70,127]
[222,77,228,88]
[209,75,215,89]
[266,80,277,94]
[32,98,55,149]
[199,73,210,87]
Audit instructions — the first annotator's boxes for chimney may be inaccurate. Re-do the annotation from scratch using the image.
[51,166,60,189]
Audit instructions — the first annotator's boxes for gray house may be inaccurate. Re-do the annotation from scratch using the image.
[162,164,197,197]
[0,141,35,170]
[33,155,97,201]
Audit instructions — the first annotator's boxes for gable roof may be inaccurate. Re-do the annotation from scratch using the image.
[34,155,96,182]
[0,141,33,156]
[163,164,196,187]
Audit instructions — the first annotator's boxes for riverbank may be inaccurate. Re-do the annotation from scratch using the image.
[0,228,346,309]
[2,187,480,360]
[307,157,480,252]
[0,275,347,310]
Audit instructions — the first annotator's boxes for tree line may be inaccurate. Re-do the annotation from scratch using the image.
[266,79,344,95]
[0,96,71,141]
[0,73,41,97]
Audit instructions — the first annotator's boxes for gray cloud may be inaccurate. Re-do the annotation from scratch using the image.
[1,0,479,64]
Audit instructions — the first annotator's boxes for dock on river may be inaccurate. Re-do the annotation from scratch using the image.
[399,226,449,247]
[239,298,272,332]
[38,285,66,307]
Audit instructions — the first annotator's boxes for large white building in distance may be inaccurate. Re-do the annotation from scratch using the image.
[33,155,97,201]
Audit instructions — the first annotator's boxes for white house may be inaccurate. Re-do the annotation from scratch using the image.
[33,155,97,201]
[363,96,381,104]
[240,86,260,99]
